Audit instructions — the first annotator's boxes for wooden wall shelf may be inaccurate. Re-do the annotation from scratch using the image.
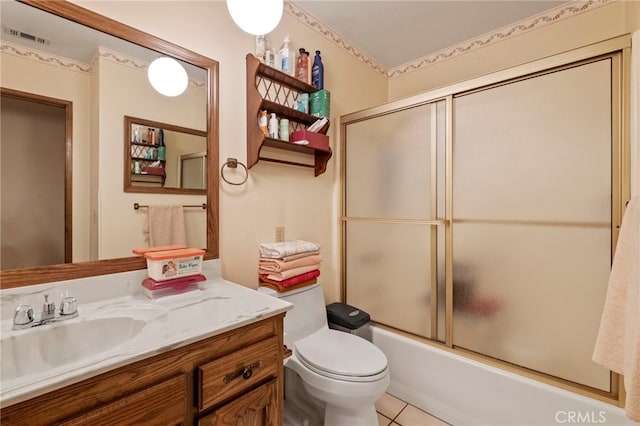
[246,54,331,177]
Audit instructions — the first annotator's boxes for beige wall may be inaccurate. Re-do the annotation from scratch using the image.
[72,1,388,303]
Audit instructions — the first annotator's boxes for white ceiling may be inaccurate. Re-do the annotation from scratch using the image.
[293,0,568,69]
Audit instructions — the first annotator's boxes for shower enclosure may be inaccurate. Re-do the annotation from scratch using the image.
[341,40,630,400]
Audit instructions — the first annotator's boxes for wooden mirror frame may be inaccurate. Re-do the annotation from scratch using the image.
[0,0,219,289]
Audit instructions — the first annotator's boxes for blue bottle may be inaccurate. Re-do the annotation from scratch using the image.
[312,50,324,89]
[157,129,166,161]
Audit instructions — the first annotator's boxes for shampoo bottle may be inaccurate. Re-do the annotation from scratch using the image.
[296,48,309,83]
[279,34,291,75]
[268,113,278,138]
[157,129,166,161]
[312,50,324,89]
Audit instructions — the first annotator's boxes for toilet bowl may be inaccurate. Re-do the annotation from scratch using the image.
[258,284,389,426]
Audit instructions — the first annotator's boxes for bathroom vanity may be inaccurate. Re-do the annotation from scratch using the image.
[0,273,291,425]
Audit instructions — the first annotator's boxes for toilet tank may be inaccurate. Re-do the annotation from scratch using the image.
[258,284,328,345]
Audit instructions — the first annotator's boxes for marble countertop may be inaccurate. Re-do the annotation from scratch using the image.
[0,278,292,407]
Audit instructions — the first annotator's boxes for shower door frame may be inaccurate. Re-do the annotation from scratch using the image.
[340,35,631,406]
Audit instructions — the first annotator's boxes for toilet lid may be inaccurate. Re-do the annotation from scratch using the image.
[294,329,388,381]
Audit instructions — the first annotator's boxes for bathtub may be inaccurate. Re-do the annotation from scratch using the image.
[365,325,635,426]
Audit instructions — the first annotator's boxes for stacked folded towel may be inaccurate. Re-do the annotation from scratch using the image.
[259,240,321,292]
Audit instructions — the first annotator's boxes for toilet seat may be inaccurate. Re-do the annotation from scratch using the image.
[293,329,388,382]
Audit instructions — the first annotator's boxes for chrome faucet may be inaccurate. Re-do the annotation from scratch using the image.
[12,293,78,330]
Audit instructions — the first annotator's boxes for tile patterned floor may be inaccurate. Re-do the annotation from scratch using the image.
[376,393,450,426]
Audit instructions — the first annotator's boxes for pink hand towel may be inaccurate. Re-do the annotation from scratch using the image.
[143,205,187,247]
[593,197,640,422]
[259,254,322,274]
[261,264,320,282]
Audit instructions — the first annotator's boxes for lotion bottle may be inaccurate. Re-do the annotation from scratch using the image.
[312,50,324,89]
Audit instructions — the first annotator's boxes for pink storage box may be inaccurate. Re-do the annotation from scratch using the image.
[291,130,330,151]
[142,247,205,281]
[141,274,206,299]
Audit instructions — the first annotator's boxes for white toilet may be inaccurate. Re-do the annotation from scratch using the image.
[258,284,389,426]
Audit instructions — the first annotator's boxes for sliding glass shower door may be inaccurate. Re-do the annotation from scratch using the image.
[342,51,623,393]
[451,58,613,391]
[343,101,447,341]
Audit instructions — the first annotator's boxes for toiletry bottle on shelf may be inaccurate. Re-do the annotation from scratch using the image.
[312,50,324,89]
[268,113,278,139]
[280,34,291,75]
[157,129,166,161]
[296,48,309,83]
[259,110,269,135]
[279,118,289,141]
[265,48,274,68]
[134,161,141,174]
[133,125,140,143]
[255,35,266,62]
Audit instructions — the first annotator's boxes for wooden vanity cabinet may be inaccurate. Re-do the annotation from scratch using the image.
[0,315,285,426]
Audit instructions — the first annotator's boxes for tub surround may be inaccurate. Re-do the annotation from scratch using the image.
[0,259,292,408]
[369,325,634,426]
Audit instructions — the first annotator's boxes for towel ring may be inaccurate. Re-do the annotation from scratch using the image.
[221,157,248,186]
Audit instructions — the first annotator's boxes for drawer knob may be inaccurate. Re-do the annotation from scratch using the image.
[223,360,263,384]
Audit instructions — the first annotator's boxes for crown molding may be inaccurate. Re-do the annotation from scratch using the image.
[1,40,90,73]
[285,1,387,77]
[288,0,615,80]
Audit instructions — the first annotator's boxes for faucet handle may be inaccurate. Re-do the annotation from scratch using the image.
[14,305,34,326]
[43,294,55,316]
[60,296,77,316]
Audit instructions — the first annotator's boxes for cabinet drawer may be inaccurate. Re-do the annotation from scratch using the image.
[198,336,279,411]
[60,374,187,426]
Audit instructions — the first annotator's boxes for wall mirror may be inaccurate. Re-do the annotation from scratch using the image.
[0,0,219,288]
[124,116,207,193]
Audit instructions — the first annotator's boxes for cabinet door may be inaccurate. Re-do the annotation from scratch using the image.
[199,379,277,426]
[60,374,187,426]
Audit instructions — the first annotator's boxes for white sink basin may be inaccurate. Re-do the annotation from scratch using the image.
[1,302,168,383]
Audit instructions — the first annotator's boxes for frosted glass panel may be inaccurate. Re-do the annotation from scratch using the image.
[345,104,434,220]
[452,59,612,391]
[346,221,443,339]
[453,60,611,224]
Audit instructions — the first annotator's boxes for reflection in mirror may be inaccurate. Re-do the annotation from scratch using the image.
[179,152,208,190]
[0,0,219,288]
[125,116,207,193]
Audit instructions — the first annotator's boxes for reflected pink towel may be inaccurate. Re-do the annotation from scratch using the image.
[143,205,187,247]
[593,197,640,422]
[259,254,322,274]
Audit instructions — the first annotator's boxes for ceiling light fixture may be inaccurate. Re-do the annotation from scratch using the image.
[147,57,188,97]
[226,0,283,35]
